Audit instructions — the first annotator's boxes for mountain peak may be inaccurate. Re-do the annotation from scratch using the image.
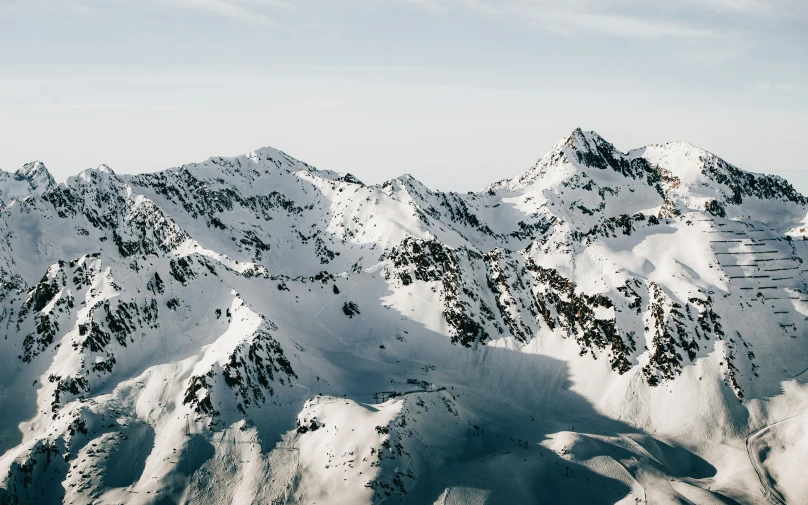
[563,127,587,146]
[74,164,120,184]
[0,160,56,206]
[15,160,55,187]
[15,160,45,178]
[490,129,619,191]
[561,128,615,155]
[248,146,284,159]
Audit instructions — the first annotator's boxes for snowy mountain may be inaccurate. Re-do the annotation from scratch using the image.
[0,161,56,208]
[1,129,807,505]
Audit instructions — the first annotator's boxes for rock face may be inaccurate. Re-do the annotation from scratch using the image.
[1,131,808,505]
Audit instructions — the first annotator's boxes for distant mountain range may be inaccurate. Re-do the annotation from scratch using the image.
[1,129,806,505]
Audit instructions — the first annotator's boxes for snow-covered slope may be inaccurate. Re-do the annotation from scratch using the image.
[1,130,807,505]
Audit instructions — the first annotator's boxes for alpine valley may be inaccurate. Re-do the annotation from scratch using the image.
[1,129,807,505]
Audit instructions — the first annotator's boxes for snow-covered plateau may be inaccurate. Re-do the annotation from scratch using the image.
[1,129,807,504]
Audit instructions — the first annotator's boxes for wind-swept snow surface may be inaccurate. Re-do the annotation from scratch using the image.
[1,130,807,504]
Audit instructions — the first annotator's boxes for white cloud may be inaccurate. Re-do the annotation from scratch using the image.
[4,0,803,30]
[0,0,289,23]
[528,12,715,38]
[395,0,719,38]
[143,0,292,23]
[677,0,807,16]
[755,82,807,92]
[395,0,805,38]
[4,103,188,110]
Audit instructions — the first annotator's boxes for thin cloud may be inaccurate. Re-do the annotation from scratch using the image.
[143,0,285,23]
[1,0,287,23]
[531,12,715,38]
[4,103,188,111]
[399,0,718,38]
[5,0,803,29]
[397,0,805,38]
[755,82,807,92]
[676,0,808,17]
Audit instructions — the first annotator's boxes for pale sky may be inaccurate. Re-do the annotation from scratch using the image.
[1,0,806,192]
